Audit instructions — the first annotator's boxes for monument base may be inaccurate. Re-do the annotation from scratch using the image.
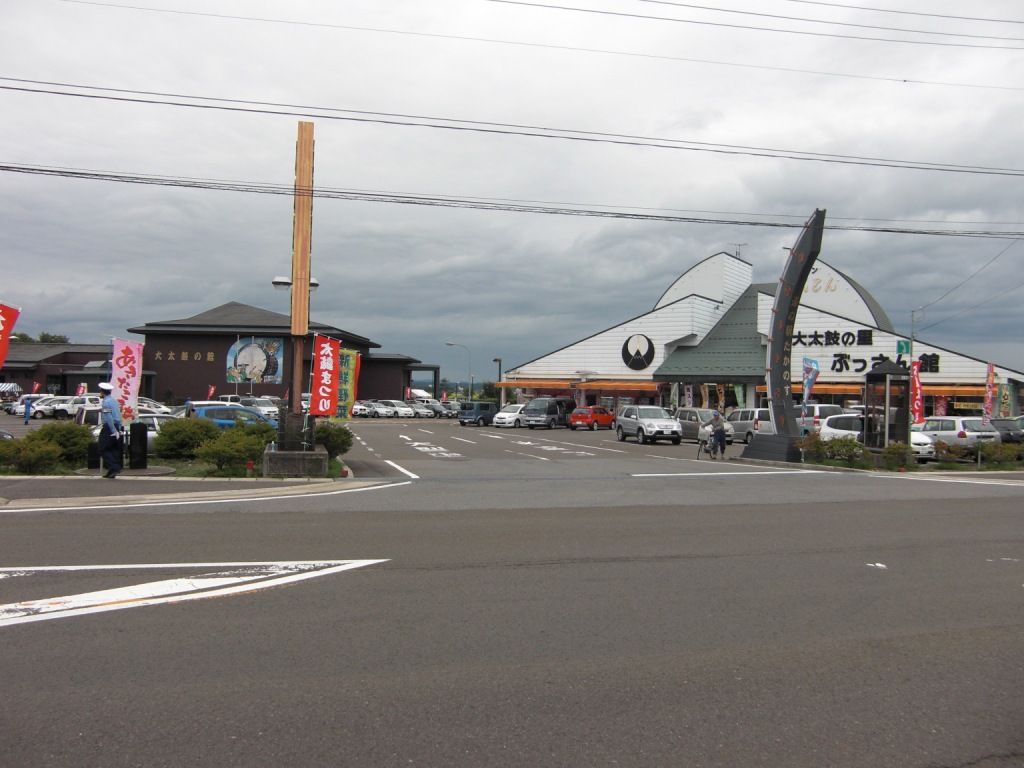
[263,444,329,477]
[740,434,804,463]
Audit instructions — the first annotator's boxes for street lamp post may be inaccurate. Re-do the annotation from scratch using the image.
[445,342,471,402]
[493,357,503,407]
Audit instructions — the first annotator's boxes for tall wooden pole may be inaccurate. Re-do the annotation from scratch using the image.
[290,121,315,415]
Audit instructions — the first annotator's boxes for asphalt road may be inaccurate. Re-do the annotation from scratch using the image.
[2,419,1023,767]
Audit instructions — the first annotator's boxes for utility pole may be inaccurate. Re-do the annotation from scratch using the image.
[290,121,315,417]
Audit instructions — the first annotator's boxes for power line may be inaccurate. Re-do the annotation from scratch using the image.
[635,0,1024,42]
[482,0,1024,49]
[5,79,1024,178]
[48,1,1024,92]
[3,162,1024,240]
[780,0,1024,26]
[918,272,1024,332]
[917,239,1021,312]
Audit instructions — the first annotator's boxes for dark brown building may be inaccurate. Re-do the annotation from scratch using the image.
[0,343,119,395]
[127,302,436,403]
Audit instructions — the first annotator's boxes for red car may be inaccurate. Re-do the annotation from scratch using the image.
[568,406,615,431]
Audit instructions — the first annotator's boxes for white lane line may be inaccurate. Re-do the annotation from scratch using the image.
[524,435,626,453]
[879,474,1024,488]
[0,560,389,627]
[505,450,551,461]
[480,433,507,440]
[399,434,411,441]
[384,460,420,480]
[632,470,825,477]
[1,482,414,514]
[418,429,434,434]
[451,437,476,444]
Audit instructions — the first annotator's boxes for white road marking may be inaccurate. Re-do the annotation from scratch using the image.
[525,435,626,453]
[0,482,414,514]
[384,460,420,479]
[880,474,1024,488]
[632,470,825,477]
[399,434,411,441]
[480,433,506,440]
[418,429,434,434]
[0,560,389,627]
[451,437,476,444]
[866,563,888,569]
[505,450,551,461]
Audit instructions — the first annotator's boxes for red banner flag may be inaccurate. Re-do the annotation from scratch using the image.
[910,360,924,424]
[310,335,340,417]
[76,382,86,396]
[207,385,216,399]
[0,302,21,371]
[31,381,41,394]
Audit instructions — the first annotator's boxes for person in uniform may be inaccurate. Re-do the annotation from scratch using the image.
[98,382,124,478]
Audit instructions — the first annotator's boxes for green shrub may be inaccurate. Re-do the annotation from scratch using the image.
[315,420,353,459]
[0,439,18,468]
[934,441,968,462]
[153,418,220,459]
[824,435,864,466]
[797,432,825,462]
[979,442,1020,466]
[195,425,272,471]
[12,440,63,474]
[881,441,914,470]
[23,422,94,466]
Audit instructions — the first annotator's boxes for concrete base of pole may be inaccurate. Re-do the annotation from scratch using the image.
[739,433,803,463]
[263,444,329,478]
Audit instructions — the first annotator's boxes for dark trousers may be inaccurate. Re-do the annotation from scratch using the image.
[99,427,123,473]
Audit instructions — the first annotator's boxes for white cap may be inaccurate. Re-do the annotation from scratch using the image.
[98,382,113,391]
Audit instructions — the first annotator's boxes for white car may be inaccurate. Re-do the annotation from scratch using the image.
[239,396,280,419]
[27,396,73,419]
[137,397,172,414]
[822,414,935,462]
[350,401,371,417]
[492,404,526,428]
[377,399,415,418]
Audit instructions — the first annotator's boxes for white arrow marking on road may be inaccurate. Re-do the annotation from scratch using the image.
[400,434,412,441]
[0,560,388,627]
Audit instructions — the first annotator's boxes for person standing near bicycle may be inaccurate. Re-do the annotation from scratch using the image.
[701,410,728,460]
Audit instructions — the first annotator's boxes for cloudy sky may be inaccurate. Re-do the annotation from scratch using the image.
[3,0,1023,384]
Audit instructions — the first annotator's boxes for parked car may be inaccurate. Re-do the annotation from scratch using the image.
[617,405,682,444]
[422,402,447,418]
[819,413,865,442]
[988,418,1024,445]
[406,401,436,418]
[26,396,73,419]
[92,413,179,454]
[795,403,845,434]
[674,407,735,444]
[726,407,774,443]
[191,404,278,429]
[458,401,498,426]
[366,401,395,418]
[217,394,243,404]
[377,399,415,418]
[440,402,460,419]
[492,403,526,428]
[136,397,172,414]
[239,396,280,419]
[915,416,1000,454]
[54,394,102,420]
[569,406,615,431]
[350,400,371,417]
[521,396,577,429]
[9,393,53,417]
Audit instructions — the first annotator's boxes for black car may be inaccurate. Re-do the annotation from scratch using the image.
[989,418,1024,444]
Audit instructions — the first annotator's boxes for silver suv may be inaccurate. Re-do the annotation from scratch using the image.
[616,405,682,445]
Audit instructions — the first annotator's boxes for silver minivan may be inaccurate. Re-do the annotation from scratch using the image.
[727,407,775,443]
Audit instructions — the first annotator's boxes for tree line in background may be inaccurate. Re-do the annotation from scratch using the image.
[11,332,70,343]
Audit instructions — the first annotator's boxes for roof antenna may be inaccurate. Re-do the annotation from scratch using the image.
[731,243,747,258]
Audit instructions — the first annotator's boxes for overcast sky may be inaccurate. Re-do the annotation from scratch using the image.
[3,0,1023,384]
